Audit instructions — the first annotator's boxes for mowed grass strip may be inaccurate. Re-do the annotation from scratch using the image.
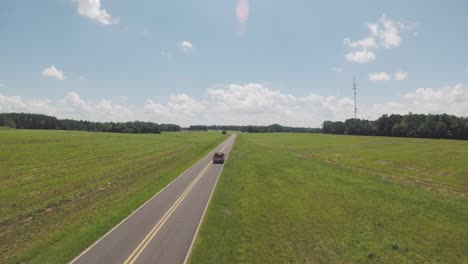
[0,129,226,263]
[189,133,468,263]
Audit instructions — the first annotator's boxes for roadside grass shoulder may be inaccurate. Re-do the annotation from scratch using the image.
[0,130,226,263]
[189,133,468,263]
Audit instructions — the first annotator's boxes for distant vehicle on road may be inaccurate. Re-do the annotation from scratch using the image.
[212,152,225,164]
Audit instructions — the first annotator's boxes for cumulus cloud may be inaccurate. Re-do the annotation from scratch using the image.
[205,83,355,126]
[150,92,214,124]
[0,91,132,122]
[344,37,377,50]
[0,93,56,115]
[367,71,408,81]
[59,92,133,121]
[77,0,119,25]
[94,99,133,121]
[345,51,376,63]
[369,72,391,81]
[344,15,411,63]
[180,41,193,52]
[394,71,408,80]
[144,94,206,125]
[62,92,89,110]
[2,84,467,127]
[371,84,468,117]
[42,66,65,80]
[208,83,293,115]
[0,85,353,127]
[346,15,409,49]
[378,15,404,48]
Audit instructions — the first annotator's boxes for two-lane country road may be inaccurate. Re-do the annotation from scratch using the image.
[70,134,236,264]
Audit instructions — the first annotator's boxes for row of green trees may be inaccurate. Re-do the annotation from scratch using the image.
[322,113,468,140]
[188,124,321,133]
[0,113,59,129]
[6,112,466,139]
[0,113,181,134]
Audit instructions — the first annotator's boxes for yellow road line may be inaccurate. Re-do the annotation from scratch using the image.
[182,134,235,264]
[123,136,232,264]
[219,137,231,153]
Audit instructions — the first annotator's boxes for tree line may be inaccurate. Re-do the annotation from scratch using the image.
[188,124,321,133]
[322,113,468,140]
[6,112,465,139]
[0,113,181,134]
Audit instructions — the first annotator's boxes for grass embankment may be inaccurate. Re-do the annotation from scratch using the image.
[190,133,468,263]
[0,129,226,263]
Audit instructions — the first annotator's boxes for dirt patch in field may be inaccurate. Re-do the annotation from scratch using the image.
[64,144,79,148]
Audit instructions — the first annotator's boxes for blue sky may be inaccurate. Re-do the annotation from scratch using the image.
[1,0,467,126]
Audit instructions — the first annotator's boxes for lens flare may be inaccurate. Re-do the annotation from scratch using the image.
[236,0,249,24]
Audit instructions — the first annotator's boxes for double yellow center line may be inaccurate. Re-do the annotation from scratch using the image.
[123,137,232,264]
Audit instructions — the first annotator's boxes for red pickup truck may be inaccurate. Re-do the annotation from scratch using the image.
[212,152,225,164]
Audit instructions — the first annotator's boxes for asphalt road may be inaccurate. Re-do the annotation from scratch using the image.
[70,134,236,264]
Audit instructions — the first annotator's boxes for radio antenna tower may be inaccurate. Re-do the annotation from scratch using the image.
[353,78,357,119]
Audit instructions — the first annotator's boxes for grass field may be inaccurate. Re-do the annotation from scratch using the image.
[189,133,468,263]
[0,129,226,263]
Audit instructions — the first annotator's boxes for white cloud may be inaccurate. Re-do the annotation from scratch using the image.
[180,41,193,52]
[42,66,65,80]
[368,23,379,36]
[207,83,293,115]
[369,72,391,81]
[394,71,408,81]
[144,94,206,117]
[0,83,4,88]
[2,84,467,127]
[371,84,468,117]
[0,93,56,115]
[344,37,377,49]
[59,92,133,121]
[378,15,404,49]
[62,92,89,110]
[344,15,411,63]
[367,71,408,81]
[144,94,206,125]
[465,67,468,73]
[205,83,355,126]
[94,99,133,121]
[345,51,376,63]
[0,85,353,127]
[77,0,119,25]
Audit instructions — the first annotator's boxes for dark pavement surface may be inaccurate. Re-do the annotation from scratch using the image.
[70,135,235,264]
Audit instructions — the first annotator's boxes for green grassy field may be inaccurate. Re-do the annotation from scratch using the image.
[190,133,468,263]
[0,129,226,263]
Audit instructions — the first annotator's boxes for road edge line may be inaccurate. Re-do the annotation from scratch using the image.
[182,134,236,264]
[69,136,231,264]
[124,162,212,264]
